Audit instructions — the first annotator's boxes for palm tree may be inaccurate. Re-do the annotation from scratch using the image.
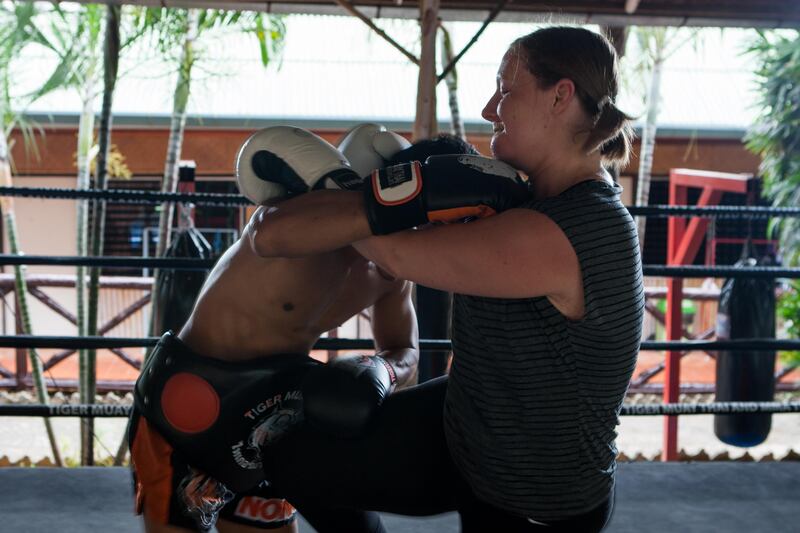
[628,27,700,248]
[83,4,123,466]
[135,6,285,340]
[17,3,108,464]
[438,23,465,140]
[746,30,800,265]
[19,3,146,464]
[745,30,800,371]
[0,1,63,466]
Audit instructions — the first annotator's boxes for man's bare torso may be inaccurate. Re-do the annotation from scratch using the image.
[179,231,399,361]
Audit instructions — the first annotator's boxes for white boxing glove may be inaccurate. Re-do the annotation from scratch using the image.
[236,126,363,204]
[337,123,411,179]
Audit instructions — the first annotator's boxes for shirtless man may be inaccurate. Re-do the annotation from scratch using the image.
[128,125,420,533]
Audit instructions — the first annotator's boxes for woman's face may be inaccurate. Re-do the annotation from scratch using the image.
[481,49,551,171]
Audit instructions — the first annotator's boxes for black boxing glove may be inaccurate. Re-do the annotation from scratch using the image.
[364,154,530,235]
[302,354,397,438]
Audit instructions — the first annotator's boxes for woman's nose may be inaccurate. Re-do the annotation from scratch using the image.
[482,92,500,122]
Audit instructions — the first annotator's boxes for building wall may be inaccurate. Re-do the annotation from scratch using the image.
[2,176,77,336]
[9,126,762,179]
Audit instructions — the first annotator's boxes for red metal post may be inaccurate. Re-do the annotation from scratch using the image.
[662,277,683,461]
[662,169,754,461]
[663,172,685,460]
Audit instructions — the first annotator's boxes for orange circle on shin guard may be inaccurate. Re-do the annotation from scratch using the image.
[161,373,220,433]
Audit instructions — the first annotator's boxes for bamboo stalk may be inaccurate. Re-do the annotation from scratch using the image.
[0,146,63,466]
[76,84,96,466]
[149,10,198,350]
[86,3,121,467]
[439,23,464,140]
[636,55,663,249]
[413,0,440,141]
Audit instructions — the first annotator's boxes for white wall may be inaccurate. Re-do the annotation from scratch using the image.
[4,176,78,336]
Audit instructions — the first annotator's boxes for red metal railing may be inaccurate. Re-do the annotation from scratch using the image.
[0,274,151,391]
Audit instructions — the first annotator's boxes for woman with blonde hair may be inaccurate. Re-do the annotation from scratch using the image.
[250,26,644,532]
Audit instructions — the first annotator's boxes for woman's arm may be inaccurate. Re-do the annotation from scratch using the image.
[369,280,419,388]
[246,190,372,258]
[354,209,582,301]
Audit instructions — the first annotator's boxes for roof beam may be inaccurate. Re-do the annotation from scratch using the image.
[437,0,507,84]
[332,0,419,65]
[37,1,800,28]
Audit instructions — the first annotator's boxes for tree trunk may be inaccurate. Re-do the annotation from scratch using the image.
[88,4,121,465]
[149,10,198,344]
[439,23,464,140]
[413,0,439,141]
[635,55,664,250]
[603,26,628,58]
[0,134,63,466]
[76,82,96,466]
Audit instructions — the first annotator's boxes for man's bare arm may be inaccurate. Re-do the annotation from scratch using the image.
[370,279,419,388]
[246,190,372,258]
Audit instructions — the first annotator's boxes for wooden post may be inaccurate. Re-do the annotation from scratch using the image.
[414,0,440,141]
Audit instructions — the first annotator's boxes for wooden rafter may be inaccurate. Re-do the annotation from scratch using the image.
[332,0,419,65]
[437,0,508,84]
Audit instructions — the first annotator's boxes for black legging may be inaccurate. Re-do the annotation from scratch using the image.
[264,376,457,521]
[264,376,613,532]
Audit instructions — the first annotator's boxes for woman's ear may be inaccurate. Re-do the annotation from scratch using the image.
[551,79,576,113]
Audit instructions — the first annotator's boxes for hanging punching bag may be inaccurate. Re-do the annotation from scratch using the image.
[714,257,776,447]
[151,161,214,335]
[153,225,213,334]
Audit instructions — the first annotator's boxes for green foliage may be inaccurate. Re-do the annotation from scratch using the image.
[19,3,118,101]
[745,30,800,266]
[131,7,285,67]
[778,281,800,367]
[0,1,45,164]
[745,30,800,366]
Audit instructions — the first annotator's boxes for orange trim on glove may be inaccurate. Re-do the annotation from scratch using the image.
[428,205,496,223]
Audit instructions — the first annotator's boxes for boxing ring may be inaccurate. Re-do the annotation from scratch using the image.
[0,185,799,532]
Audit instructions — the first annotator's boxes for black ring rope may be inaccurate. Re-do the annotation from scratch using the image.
[2,186,800,219]
[627,205,800,218]
[0,335,448,350]
[1,254,798,279]
[642,339,800,351]
[643,265,798,278]
[620,402,800,416]
[0,335,798,352]
[1,402,797,418]
[0,255,215,270]
[0,186,251,206]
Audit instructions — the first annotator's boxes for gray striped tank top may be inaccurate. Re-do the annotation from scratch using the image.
[445,179,644,521]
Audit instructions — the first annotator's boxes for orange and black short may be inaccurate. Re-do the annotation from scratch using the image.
[128,408,296,531]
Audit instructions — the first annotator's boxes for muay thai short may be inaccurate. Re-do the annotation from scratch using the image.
[129,332,320,530]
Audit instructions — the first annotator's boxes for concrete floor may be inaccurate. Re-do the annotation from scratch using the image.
[0,463,798,533]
